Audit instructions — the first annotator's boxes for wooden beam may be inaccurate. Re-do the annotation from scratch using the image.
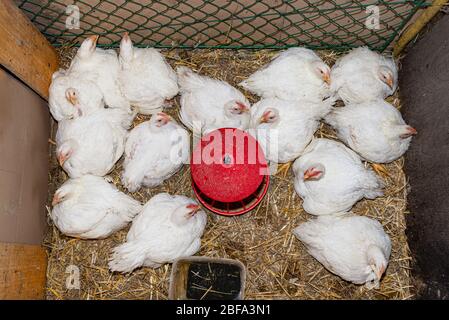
[394,0,449,57]
[0,243,47,299]
[0,0,59,100]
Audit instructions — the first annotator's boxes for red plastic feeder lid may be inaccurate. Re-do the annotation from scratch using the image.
[190,128,269,216]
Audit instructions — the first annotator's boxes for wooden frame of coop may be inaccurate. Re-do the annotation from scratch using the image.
[0,0,447,299]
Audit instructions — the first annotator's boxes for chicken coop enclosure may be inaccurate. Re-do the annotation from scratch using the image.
[1,0,448,300]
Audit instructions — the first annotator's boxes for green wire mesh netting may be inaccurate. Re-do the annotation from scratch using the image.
[16,0,430,51]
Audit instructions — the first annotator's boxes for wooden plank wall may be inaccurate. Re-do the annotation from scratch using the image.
[0,0,58,299]
[0,0,59,100]
[0,244,47,299]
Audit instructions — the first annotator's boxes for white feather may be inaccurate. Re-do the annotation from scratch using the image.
[249,98,332,163]
[119,38,178,114]
[109,193,207,273]
[292,138,384,215]
[68,38,131,111]
[293,214,391,286]
[48,69,104,121]
[325,100,414,163]
[330,47,398,103]
[240,47,331,102]
[56,108,131,178]
[177,66,251,134]
[121,115,190,192]
[51,175,142,239]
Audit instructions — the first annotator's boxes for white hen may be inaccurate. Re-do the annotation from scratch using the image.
[56,107,132,178]
[68,35,131,111]
[330,47,398,104]
[109,193,207,273]
[177,66,251,134]
[325,100,417,163]
[118,33,179,115]
[249,98,332,163]
[293,214,391,287]
[48,69,104,121]
[121,112,190,192]
[292,138,383,215]
[239,47,331,102]
[51,175,142,239]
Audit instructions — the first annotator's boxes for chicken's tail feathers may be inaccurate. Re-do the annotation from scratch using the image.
[238,77,259,93]
[314,97,335,119]
[323,114,341,134]
[238,79,250,89]
[120,167,145,194]
[109,241,147,273]
[292,223,311,242]
[176,65,192,77]
[292,224,319,252]
[292,215,338,243]
[176,66,203,92]
[364,188,384,200]
[323,94,338,108]
[292,225,303,240]
[105,107,135,129]
[118,196,142,222]
[363,170,385,199]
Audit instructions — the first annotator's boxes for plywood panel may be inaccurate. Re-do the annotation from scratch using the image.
[0,67,49,245]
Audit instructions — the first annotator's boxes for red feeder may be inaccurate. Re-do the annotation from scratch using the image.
[190,128,269,216]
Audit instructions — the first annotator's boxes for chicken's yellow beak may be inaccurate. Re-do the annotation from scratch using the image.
[323,72,331,85]
[187,204,201,216]
[303,171,313,181]
[386,76,394,90]
[57,153,68,166]
[88,35,99,46]
[52,193,61,206]
[68,95,78,106]
[65,90,79,106]
[400,126,417,139]
[375,265,386,280]
[303,168,322,181]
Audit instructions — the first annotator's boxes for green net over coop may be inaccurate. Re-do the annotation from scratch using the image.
[15,0,430,51]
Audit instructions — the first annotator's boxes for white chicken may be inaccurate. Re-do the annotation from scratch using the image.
[48,69,104,121]
[293,213,391,287]
[239,47,331,102]
[177,66,251,135]
[109,193,207,273]
[56,107,132,178]
[121,112,190,192]
[330,46,398,104]
[51,175,142,239]
[325,100,417,163]
[249,98,332,163]
[118,33,179,115]
[292,138,383,215]
[68,35,131,112]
